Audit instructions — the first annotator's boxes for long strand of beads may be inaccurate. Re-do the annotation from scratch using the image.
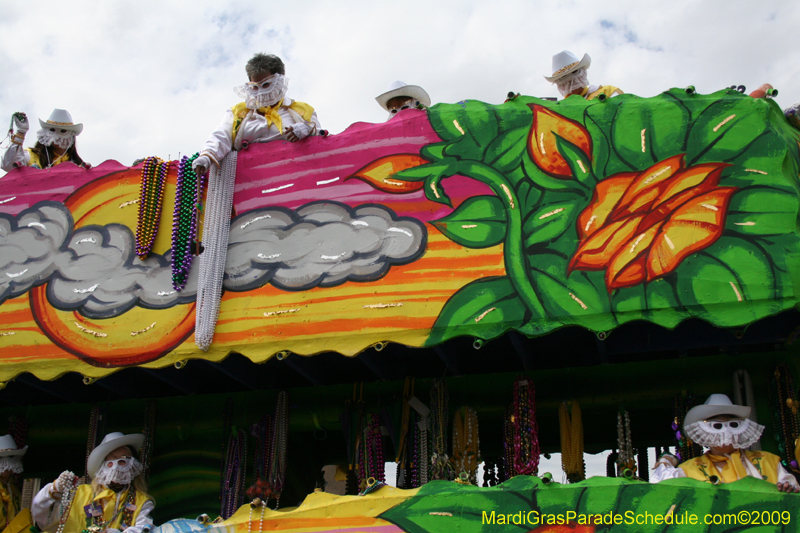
[172,153,202,290]
[135,157,168,260]
[430,380,453,480]
[195,151,237,351]
[512,378,541,475]
[55,474,79,533]
[265,391,288,508]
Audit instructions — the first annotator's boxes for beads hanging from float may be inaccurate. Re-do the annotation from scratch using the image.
[172,153,205,291]
[451,406,480,484]
[559,400,585,483]
[135,156,169,260]
[768,364,800,473]
[510,377,541,476]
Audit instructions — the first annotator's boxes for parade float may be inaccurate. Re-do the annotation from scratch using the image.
[1,86,800,532]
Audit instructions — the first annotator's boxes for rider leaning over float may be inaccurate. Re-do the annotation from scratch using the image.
[0,435,26,530]
[651,394,800,493]
[546,50,623,101]
[32,432,154,533]
[2,109,90,172]
[192,53,321,177]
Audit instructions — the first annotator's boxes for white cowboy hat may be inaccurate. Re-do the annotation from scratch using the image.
[0,435,27,457]
[38,108,83,135]
[683,394,751,427]
[544,51,591,83]
[376,81,431,111]
[87,432,144,479]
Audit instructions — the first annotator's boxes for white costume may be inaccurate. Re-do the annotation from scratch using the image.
[199,97,321,168]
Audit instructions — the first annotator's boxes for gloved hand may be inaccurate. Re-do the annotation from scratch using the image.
[655,454,677,468]
[53,470,78,497]
[12,113,29,134]
[284,122,312,143]
[192,154,211,176]
[82,162,92,170]
[104,528,121,533]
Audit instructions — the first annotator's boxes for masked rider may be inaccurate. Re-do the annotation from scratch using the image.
[2,109,89,172]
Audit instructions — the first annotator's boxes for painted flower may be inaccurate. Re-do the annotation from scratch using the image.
[345,154,428,193]
[527,104,592,178]
[568,154,738,291]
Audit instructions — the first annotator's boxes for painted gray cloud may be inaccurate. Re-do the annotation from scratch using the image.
[0,203,197,319]
[224,202,427,291]
[0,203,73,301]
[0,201,426,317]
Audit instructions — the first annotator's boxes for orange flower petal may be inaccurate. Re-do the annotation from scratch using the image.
[527,105,592,178]
[607,255,647,291]
[569,215,643,272]
[577,172,637,240]
[614,154,685,216]
[344,154,428,193]
[638,172,721,231]
[646,187,738,280]
[652,163,729,208]
[606,222,662,291]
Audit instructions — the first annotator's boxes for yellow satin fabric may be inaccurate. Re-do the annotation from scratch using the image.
[64,484,150,533]
[679,450,782,484]
[0,480,19,531]
[230,100,316,139]
[579,85,624,100]
[26,149,70,169]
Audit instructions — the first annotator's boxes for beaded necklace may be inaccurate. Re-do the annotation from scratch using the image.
[502,403,516,478]
[139,400,156,482]
[768,364,800,472]
[82,485,136,533]
[451,406,480,484]
[246,414,272,501]
[83,406,103,482]
[135,157,169,260]
[558,401,585,483]
[264,391,288,508]
[511,378,541,475]
[430,380,454,480]
[616,410,635,476]
[220,428,247,519]
[247,500,266,533]
[172,153,205,291]
[356,413,385,489]
[54,473,79,533]
[195,151,237,351]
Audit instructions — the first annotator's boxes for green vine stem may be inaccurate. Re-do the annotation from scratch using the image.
[453,160,546,319]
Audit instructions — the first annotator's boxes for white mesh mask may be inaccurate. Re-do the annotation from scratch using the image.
[0,456,23,475]
[555,68,590,98]
[684,418,764,449]
[37,128,75,150]
[93,455,143,486]
[234,74,289,109]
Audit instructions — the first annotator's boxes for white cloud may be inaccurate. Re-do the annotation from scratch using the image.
[1,0,798,175]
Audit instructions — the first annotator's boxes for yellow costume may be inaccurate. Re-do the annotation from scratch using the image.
[679,449,783,484]
[26,149,72,169]
[0,480,20,530]
[62,484,151,533]
[580,85,624,100]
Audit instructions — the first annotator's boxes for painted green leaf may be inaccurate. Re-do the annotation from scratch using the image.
[554,134,595,189]
[522,199,579,249]
[420,141,448,161]
[726,186,799,236]
[423,174,453,207]
[431,195,507,249]
[584,102,618,176]
[687,96,769,165]
[610,98,659,170]
[529,253,614,329]
[673,237,790,326]
[429,100,499,159]
[426,276,529,346]
[644,279,688,328]
[484,127,528,176]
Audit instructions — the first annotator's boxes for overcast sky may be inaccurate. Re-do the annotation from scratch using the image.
[1,0,799,174]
